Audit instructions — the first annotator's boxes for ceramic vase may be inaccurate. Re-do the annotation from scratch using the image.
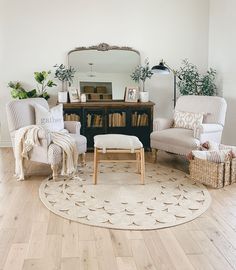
[139,91,149,102]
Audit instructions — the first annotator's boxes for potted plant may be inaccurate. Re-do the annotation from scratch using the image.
[177,59,217,96]
[8,70,56,100]
[131,59,153,102]
[54,64,76,103]
[8,81,37,99]
[34,70,56,100]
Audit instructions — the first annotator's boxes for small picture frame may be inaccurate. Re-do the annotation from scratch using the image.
[124,87,139,102]
[68,87,80,103]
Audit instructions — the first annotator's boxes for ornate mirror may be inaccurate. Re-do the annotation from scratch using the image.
[68,43,140,101]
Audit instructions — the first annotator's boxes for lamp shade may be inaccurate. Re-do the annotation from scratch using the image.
[151,61,170,75]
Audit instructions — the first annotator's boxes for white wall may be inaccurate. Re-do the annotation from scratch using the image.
[0,0,209,146]
[208,0,236,145]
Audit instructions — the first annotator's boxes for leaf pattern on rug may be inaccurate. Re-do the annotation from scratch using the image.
[39,162,211,230]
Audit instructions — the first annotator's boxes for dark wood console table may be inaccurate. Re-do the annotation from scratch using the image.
[62,101,155,149]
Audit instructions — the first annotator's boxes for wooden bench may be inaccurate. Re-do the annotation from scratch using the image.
[93,134,145,185]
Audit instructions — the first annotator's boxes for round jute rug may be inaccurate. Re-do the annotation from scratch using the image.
[39,162,211,230]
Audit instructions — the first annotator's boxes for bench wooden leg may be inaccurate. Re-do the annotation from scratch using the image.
[140,148,145,185]
[93,148,98,185]
[136,152,141,173]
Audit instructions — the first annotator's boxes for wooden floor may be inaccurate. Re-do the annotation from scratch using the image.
[1,148,236,270]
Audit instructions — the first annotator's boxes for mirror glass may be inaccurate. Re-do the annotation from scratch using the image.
[68,44,140,100]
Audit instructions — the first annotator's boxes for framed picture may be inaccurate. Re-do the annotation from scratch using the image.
[124,87,139,102]
[68,87,80,102]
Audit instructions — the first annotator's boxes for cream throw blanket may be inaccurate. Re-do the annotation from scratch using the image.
[14,125,78,180]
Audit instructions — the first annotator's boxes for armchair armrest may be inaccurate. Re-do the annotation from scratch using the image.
[64,121,81,135]
[38,128,51,145]
[153,118,174,132]
[194,124,223,139]
[11,127,51,147]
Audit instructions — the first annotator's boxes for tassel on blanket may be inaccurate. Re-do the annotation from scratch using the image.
[51,132,78,176]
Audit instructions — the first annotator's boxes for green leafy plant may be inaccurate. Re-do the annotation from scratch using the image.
[8,81,37,99]
[131,59,153,92]
[34,71,57,100]
[177,59,217,96]
[54,64,76,91]
[8,70,56,100]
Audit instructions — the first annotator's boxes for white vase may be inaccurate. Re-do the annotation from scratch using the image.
[80,93,87,103]
[58,91,68,103]
[139,91,149,102]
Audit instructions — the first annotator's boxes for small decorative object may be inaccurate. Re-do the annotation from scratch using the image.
[124,87,139,102]
[8,70,56,100]
[54,64,77,103]
[131,58,153,102]
[68,87,80,103]
[176,59,217,96]
[80,93,86,103]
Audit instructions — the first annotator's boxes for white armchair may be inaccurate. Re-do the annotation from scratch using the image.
[150,95,227,158]
[6,98,87,178]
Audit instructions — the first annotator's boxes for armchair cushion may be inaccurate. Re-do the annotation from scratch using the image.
[153,118,174,132]
[151,128,200,155]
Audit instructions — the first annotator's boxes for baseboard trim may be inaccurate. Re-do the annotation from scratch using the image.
[0,140,12,147]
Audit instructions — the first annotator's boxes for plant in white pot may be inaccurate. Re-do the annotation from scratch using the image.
[131,59,153,102]
[54,64,76,103]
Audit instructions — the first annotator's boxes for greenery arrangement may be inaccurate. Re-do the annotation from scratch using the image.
[131,59,153,92]
[8,70,56,100]
[34,71,56,99]
[54,64,76,91]
[177,59,217,96]
[8,81,37,99]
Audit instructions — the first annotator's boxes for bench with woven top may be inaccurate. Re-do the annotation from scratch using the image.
[93,134,145,185]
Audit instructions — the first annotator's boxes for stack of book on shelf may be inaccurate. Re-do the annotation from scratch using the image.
[87,113,103,127]
[132,112,149,127]
[64,113,80,122]
[108,112,126,127]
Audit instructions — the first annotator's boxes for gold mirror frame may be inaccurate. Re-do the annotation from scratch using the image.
[68,43,140,57]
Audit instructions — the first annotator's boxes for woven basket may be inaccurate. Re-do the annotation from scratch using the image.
[231,158,236,184]
[189,158,236,188]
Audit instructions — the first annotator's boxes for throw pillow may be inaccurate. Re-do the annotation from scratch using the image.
[35,103,64,132]
[174,110,204,130]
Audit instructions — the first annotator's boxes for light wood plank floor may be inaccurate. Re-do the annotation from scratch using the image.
[1,148,236,270]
